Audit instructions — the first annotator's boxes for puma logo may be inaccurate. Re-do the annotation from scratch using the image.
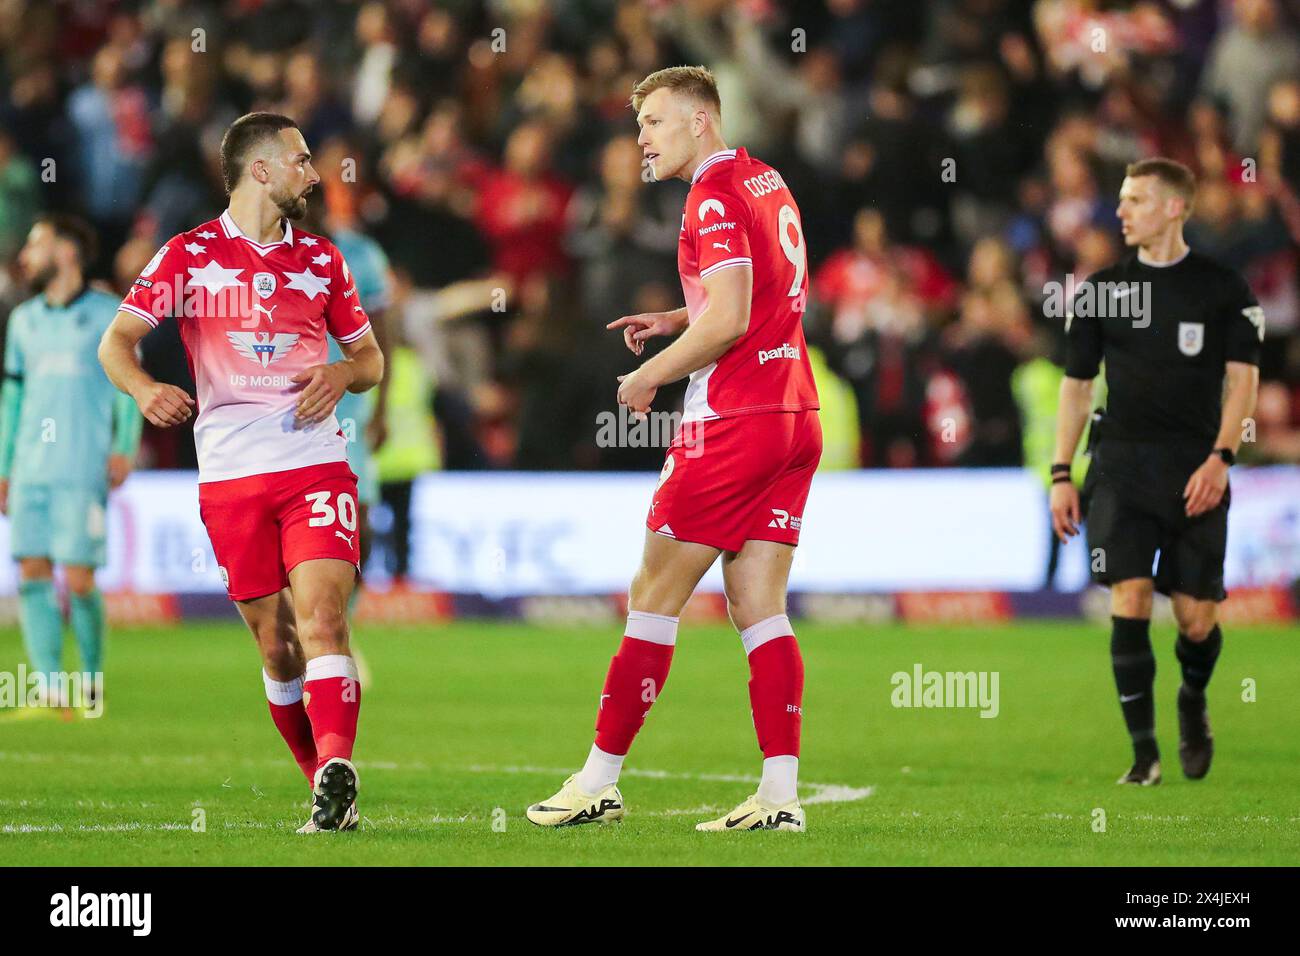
[335,530,354,547]
[712,239,731,252]
[252,303,277,321]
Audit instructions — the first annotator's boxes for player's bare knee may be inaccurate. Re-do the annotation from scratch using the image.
[724,593,758,632]
[18,557,53,581]
[1111,579,1153,619]
[64,567,96,596]
[297,603,350,655]
[260,639,302,678]
[627,566,687,617]
[723,579,785,633]
[247,617,299,666]
[1174,605,1217,641]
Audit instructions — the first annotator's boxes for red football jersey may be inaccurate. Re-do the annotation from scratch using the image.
[677,148,820,421]
[120,210,371,482]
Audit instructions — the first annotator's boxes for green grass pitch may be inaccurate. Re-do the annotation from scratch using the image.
[0,618,1296,866]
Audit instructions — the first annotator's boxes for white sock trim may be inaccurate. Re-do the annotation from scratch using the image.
[304,654,359,683]
[739,614,793,655]
[263,671,304,706]
[758,754,799,806]
[624,610,680,646]
[577,743,625,794]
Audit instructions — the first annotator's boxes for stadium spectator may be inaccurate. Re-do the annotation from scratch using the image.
[1201,0,1300,153]
[0,130,39,262]
[0,0,1294,474]
[67,44,152,254]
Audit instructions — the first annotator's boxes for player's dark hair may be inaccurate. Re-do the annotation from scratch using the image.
[1126,158,1197,216]
[35,213,98,267]
[219,112,300,195]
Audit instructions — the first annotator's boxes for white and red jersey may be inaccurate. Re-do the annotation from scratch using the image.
[120,210,371,482]
[677,147,819,421]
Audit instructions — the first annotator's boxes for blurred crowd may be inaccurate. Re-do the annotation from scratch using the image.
[2,0,1300,478]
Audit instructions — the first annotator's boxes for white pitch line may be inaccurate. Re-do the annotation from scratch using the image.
[2,816,474,834]
[0,750,430,772]
[463,764,874,806]
[0,751,874,804]
[0,753,873,829]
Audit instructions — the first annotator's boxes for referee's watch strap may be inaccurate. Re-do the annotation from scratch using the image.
[1214,447,1235,466]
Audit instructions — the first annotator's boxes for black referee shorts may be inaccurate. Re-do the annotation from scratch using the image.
[1081,439,1229,602]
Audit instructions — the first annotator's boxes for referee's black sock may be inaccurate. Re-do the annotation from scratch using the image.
[1111,616,1158,764]
[1175,626,1223,698]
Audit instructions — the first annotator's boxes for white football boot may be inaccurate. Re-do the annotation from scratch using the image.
[526,773,624,827]
[297,757,360,833]
[696,793,806,832]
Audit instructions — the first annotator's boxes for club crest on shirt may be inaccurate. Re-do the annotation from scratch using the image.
[253,272,277,299]
[1178,322,1204,356]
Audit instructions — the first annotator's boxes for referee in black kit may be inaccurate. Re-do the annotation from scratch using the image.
[1050,158,1262,786]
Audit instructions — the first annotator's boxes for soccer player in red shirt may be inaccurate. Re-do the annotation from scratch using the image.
[98,113,384,832]
[527,67,821,832]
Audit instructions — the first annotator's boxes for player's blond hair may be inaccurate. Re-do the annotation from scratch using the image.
[631,65,721,118]
[1126,157,1197,219]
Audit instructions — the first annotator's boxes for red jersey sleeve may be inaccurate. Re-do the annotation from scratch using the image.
[687,186,753,279]
[119,238,189,328]
[325,242,371,344]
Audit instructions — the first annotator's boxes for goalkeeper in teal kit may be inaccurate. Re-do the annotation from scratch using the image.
[0,215,142,714]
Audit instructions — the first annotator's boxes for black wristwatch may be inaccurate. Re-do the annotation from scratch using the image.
[1214,447,1236,466]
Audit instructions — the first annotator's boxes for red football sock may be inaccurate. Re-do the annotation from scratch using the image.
[303,655,361,772]
[263,672,317,783]
[742,615,804,758]
[593,612,679,756]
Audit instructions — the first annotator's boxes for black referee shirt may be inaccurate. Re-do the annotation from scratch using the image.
[1064,250,1263,444]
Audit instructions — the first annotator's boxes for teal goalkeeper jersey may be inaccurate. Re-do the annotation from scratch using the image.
[327,229,391,439]
[2,288,126,487]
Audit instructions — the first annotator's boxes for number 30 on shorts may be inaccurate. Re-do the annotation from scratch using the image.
[305,491,358,531]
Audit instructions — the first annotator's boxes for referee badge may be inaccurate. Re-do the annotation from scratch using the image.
[1178,322,1204,356]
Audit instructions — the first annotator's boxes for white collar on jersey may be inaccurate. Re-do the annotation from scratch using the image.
[219,209,294,250]
[691,148,738,184]
[1136,245,1190,268]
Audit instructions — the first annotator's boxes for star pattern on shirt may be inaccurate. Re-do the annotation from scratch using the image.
[282,267,330,301]
[186,261,244,296]
[184,242,207,255]
[311,253,330,267]
[297,235,318,247]
[195,230,217,240]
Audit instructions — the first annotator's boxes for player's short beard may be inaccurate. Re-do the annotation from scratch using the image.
[26,262,57,292]
[272,184,310,221]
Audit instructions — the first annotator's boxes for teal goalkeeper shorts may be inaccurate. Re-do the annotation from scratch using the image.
[7,483,108,567]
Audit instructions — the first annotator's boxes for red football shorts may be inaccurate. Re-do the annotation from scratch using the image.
[198,460,362,601]
[647,410,822,552]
